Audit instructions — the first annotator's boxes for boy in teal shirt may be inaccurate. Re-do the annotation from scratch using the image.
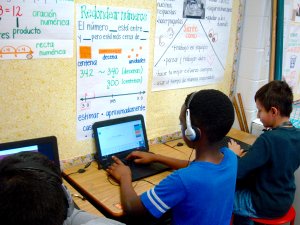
[229,80,300,224]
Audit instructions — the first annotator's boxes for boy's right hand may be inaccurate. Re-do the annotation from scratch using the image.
[126,151,156,164]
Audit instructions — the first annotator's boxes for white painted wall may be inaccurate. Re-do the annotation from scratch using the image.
[234,0,270,131]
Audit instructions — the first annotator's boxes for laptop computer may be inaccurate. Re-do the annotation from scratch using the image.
[0,136,84,209]
[93,114,170,181]
[0,136,60,169]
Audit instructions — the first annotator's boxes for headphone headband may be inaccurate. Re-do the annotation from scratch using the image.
[186,91,198,109]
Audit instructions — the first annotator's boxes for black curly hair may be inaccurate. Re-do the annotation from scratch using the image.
[185,89,234,143]
[0,152,67,225]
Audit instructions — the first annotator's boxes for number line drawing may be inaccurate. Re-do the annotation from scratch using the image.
[0,45,33,58]
[80,91,146,101]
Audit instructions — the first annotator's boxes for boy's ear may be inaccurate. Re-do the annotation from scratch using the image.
[270,106,279,116]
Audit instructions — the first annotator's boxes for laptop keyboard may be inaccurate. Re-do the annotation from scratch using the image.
[121,158,139,167]
[218,136,251,152]
[119,158,170,181]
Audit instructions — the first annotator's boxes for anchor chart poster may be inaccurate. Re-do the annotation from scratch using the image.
[76,4,150,140]
[283,24,300,94]
[0,0,74,60]
[152,0,233,91]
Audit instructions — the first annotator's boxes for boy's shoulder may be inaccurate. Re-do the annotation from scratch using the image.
[262,127,300,137]
[179,147,236,171]
[257,127,300,146]
[219,146,237,157]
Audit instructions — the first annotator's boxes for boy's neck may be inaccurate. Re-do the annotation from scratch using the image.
[273,117,291,128]
[194,145,224,164]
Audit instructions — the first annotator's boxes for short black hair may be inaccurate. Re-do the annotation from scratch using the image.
[254,80,293,117]
[0,152,67,225]
[185,89,234,143]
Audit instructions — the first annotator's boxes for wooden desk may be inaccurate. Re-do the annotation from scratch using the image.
[164,128,257,151]
[227,128,257,145]
[63,143,190,218]
[63,179,104,217]
[63,129,257,218]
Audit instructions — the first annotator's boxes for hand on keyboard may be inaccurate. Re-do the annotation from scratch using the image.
[228,139,247,157]
[121,158,135,167]
[106,156,132,182]
[126,151,156,164]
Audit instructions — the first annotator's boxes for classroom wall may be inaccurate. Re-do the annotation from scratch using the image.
[283,0,300,101]
[0,0,241,161]
[234,0,270,131]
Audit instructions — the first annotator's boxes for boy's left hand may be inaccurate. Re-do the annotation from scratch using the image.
[106,156,132,182]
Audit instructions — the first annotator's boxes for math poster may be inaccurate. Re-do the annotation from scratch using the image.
[0,0,74,60]
[152,0,233,91]
[283,24,300,94]
[76,4,150,140]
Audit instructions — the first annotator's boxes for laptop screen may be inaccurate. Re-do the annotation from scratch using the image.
[93,115,149,164]
[0,136,60,168]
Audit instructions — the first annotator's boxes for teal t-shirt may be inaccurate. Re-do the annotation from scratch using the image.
[237,127,300,217]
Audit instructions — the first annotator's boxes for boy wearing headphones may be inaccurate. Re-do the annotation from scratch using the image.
[228,80,300,225]
[0,151,124,225]
[107,89,237,225]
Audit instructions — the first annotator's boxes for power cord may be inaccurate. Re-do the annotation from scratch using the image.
[71,193,86,201]
[106,174,119,186]
[187,148,194,167]
[66,161,92,176]
[168,142,188,155]
[168,142,195,162]
[106,174,139,188]
[140,179,156,186]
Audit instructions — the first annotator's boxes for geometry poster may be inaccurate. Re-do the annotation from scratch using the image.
[152,0,233,91]
[283,24,300,94]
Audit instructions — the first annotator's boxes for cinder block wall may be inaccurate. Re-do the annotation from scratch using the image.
[234,0,270,131]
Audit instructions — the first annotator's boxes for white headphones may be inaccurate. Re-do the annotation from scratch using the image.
[185,92,201,141]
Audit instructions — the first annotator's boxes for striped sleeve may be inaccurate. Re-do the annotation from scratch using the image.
[140,172,185,218]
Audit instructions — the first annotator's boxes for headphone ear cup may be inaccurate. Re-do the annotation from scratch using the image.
[191,126,201,141]
[185,126,196,141]
[185,108,201,142]
[185,126,201,142]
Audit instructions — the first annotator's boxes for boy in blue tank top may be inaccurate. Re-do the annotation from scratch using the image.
[107,89,237,225]
[228,80,300,225]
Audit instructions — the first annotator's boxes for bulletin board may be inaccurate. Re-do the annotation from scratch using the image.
[283,0,300,100]
[0,0,241,162]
